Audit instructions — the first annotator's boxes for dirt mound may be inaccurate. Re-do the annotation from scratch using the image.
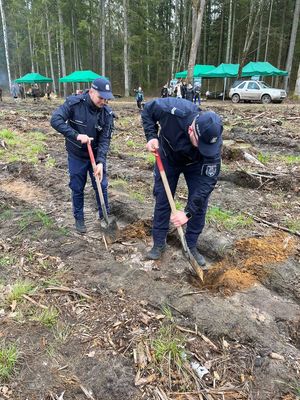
[202,233,296,294]
[1,178,48,203]
[117,219,152,241]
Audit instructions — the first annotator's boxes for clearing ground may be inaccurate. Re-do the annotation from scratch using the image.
[0,96,299,400]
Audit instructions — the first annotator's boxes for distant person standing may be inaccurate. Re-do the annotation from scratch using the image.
[181,81,187,99]
[10,83,19,101]
[186,84,194,102]
[18,84,25,99]
[0,87,2,101]
[32,84,40,102]
[194,84,201,105]
[46,83,51,100]
[135,87,144,110]
[174,80,182,98]
[161,85,169,98]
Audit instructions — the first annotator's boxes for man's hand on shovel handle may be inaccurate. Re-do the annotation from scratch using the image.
[77,134,94,144]
[171,210,189,227]
[94,163,103,182]
[146,138,159,153]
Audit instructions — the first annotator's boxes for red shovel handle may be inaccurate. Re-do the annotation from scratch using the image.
[87,142,96,168]
[154,149,164,172]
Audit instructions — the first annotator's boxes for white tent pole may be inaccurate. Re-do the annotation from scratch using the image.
[223,77,227,101]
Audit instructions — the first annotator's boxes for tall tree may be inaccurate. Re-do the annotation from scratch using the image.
[264,0,273,61]
[0,0,11,88]
[284,0,300,91]
[295,63,300,96]
[238,0,263,78]
[225,0,233,63]
[187,0,206,83]
[58,0,67,97]
[123,0,129,96]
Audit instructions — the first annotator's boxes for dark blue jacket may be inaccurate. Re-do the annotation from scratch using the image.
[50,92,113,164]
[141,97,222,215]
[142,97,221,164]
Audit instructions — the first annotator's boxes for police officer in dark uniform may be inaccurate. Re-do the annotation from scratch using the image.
[50,77,114,233]
[141,97,223,267]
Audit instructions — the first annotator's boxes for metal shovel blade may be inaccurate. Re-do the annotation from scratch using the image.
[99,215,119,241]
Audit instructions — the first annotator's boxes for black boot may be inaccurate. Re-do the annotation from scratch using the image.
[146,244,166,260]
[75,219,87,234]
[189,247,206,267]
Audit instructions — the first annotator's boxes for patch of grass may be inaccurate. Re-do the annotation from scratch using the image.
[45,157,56,168]
[130,191,145,203]
[0,343,18,381]
[257,152,271,164]
[285,218,300,233]
[206,206,253,230]
[110,178,128,188]
[0,129,46,164]
[17,210,54,231]
[0,209,13,221]
[7,281,34,303]
[32,306,59,328]
[53,323,72,343]
[145,153,156,166]
[126,139,136,147]
[276,154,300,165]
[153,324,185,367]
[175,200,184,210]
[0,255,15,268]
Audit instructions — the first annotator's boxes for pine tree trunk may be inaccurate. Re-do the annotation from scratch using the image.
[58,0,67,97]
[56,33,61,97]
[123,0,129,97]
[187,0,206,83]
[229,0,236,63]
[15,32,22,77]
[294,63,300,97]
[27,12,35,72]
[217,3,224,65]
[101,0,105,76]
[0,0,11,88]
[275,2,287,87]
[264,0,273,61]
[46,5,56,94]
[171,0,179,78]
[238,0,263,78]
[284,0,300,92]
[256,9,263,61]
[225,0,232,63]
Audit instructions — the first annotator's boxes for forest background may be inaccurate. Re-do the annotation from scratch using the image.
[0,0,300,97]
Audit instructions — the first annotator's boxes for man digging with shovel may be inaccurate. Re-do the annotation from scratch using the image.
[51,77,114,234]
[142,97,223,269]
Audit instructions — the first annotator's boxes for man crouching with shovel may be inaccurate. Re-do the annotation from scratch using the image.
[51,78,114,234]
[141,97,223,268]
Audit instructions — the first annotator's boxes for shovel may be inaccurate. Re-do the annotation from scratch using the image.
[154,149,204,282]
[87,142,118,240]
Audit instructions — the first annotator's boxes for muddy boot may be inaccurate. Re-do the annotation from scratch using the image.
[189,247,206,267]
[146,244,166,260]
[75,219,87,234]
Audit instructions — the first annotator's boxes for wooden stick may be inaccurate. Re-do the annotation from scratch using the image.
[45,286,93,300]
[22,294,48,309]
[245,212,300,237]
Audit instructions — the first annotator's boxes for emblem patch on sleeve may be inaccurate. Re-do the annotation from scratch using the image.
[201,164,220,177]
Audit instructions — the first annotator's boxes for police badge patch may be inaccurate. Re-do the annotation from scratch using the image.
[204,164,218,177]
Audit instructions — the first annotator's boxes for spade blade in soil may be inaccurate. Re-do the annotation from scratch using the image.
[100,215,119,241]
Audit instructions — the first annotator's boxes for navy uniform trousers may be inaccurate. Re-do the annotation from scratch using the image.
[68,154,109,221]
[152,158,211,249]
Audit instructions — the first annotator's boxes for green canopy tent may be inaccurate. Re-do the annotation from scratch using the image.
[201,64,239,100]
[59,70,107,83]
[242,61,288,77]
[175,64,216,79]
[14,73,53,83]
